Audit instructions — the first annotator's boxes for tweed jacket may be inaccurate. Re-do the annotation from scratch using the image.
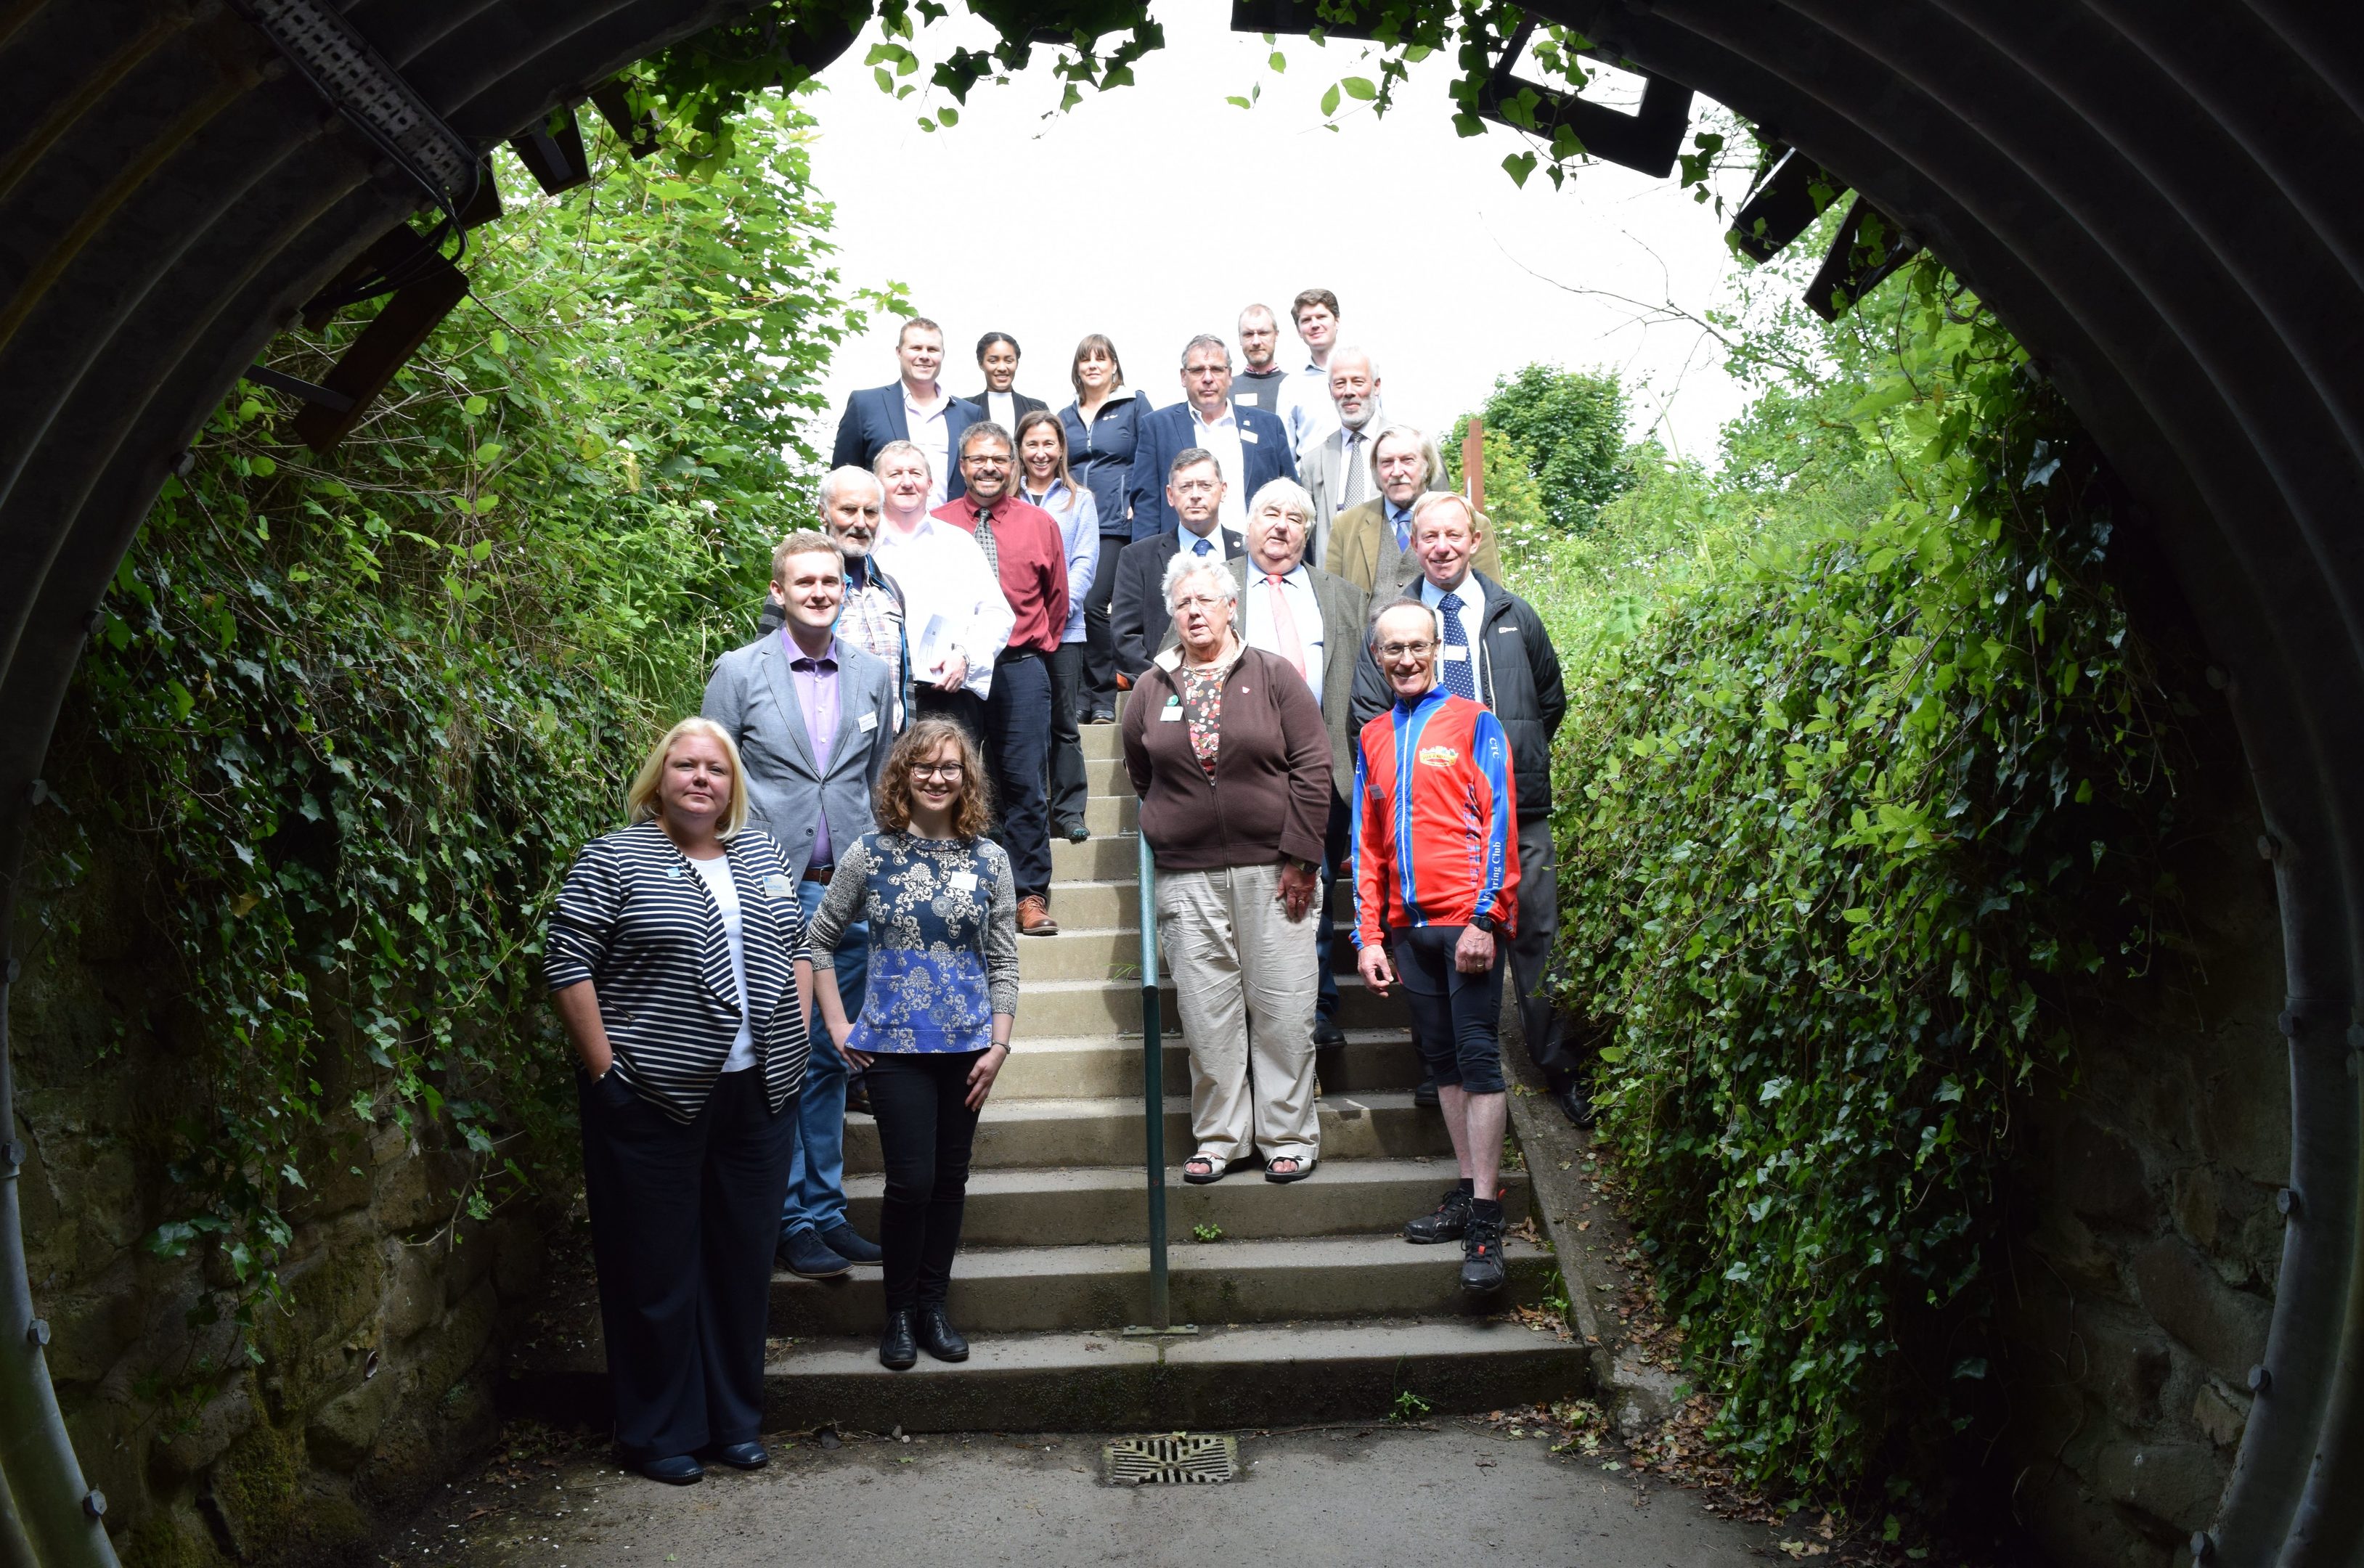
[1159,555,1369,797]
[702,631,897,881]
[546,820,812,1123]
[1324,497,1507,600]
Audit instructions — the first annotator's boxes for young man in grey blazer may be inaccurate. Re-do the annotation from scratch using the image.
[703,530,900,1280]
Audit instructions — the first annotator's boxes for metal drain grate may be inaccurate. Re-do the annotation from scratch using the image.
[1101,1433,1239,1485]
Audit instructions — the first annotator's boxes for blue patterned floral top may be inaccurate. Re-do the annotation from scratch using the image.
[806,830,1020,1054]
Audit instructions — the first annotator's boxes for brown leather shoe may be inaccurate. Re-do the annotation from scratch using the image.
[1016,894,1059,936]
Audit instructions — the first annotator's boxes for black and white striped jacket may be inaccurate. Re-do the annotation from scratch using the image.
[546,820,811,1123]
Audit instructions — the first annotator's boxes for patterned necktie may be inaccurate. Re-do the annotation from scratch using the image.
[1439,593,1479,701]
[1339,432,1368,509]
[1265,572,1308,683]
[1191,534,1212,557]
[973,505,999,576]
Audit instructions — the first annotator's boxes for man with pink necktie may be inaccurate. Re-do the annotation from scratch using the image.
[1165,477,1369,1045]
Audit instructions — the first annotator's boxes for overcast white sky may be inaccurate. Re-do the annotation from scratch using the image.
[799,8,1761,467]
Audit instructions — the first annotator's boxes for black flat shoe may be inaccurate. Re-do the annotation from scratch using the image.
[879,1307,918,1370]
[916,1304,969,1363]
[638,1454,704,1485]
[704,1441,767,1470]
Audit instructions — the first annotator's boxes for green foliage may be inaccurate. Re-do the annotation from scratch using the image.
[32,101,877,1331]
[1191,1222,1224,1243]
[1552,257,2177,1495]
[1449,364,1637,534]
[1389,1389,1434,1423]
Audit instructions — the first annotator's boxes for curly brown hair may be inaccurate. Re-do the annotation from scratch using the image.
[875,718,994,840]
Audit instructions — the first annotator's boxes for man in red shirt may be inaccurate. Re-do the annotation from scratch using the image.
[934,422,1069,935]
[1353,597,1520,1293]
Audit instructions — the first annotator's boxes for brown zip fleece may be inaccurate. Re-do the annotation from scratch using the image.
[1120,642,1332,871]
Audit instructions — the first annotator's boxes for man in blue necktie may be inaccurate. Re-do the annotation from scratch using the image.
[1350,491,1585,1126]
[1109,449,1244,679]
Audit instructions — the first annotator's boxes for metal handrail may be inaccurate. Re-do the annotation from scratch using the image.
[1135,830,1170,1332]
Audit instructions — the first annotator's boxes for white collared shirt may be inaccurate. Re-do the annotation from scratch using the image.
[986,390,1016,431]
[1190,403,1250,533]
[1244,561,1325,697]
[902,383,954,507]
[1419,572,1489,705]
[873,512,1014,699]
[1280,357,1339,457]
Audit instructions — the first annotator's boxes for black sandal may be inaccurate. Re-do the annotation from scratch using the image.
[1183,1153,1225,1185]
[1264,1155,1314,1185]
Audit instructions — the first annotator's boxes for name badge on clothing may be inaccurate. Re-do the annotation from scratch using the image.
[1241,428,1260,444]
[1160,702,1183,722]
[950,871,979,891]
[857,711,878,732]
[1441,644,1469,660]
[762,873,794,899]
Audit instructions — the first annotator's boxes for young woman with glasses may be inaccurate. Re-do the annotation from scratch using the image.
[803,718,1018,1368]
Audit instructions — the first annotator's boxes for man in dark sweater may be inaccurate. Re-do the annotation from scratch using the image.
[1233,303,1292,420]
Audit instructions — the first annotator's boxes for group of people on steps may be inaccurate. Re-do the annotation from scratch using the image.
[546,293,1581,1484]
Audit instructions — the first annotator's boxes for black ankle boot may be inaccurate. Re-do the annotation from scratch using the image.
[915,1304,969,1363]
[879,1307,918,1370]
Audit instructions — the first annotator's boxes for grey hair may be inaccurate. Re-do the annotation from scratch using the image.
[818,465,883,511]
[1180,333,1233,369]
[1239,303,1278,332]
[873,439,932,485]
[1162,551,1242,610]
[959,420,1014,457]
[1368,422,1445,490]
[1327,343,1379,380]
[1247,478,1315,528]
[1367,595,1444,652]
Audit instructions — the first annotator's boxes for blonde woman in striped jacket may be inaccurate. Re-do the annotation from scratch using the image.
[547,717,812,1486]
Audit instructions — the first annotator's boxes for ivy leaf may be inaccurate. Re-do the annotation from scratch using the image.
[1341,75,1377,100]
[1502,150,1538,187]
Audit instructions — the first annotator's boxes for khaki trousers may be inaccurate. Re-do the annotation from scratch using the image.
[1155,861,1323,1165]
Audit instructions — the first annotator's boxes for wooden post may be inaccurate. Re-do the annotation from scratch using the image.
[1462,417,1485,515]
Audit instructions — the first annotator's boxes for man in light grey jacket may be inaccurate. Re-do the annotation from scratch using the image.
[1299,346,1386,562]
[704,529,898,1281]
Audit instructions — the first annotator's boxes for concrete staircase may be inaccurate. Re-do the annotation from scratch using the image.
[762,723,1588,1432]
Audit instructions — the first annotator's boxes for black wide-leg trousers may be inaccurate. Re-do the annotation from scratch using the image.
[578,1067,796,1461]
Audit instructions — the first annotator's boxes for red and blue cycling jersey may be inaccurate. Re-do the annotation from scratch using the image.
[1352,685,1519,948]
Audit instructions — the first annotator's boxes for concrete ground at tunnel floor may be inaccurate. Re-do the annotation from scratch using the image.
[382,1421,1798,1568]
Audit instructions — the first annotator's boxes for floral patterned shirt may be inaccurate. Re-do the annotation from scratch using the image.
[1177,662,1226,777]
[806,830,1019,1054]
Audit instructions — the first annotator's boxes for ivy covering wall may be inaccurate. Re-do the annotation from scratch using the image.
[25,101,884,1338]
[1531,256,2182,1500]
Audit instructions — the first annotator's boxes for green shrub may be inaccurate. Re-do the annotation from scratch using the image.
[1554,260,2177,1495]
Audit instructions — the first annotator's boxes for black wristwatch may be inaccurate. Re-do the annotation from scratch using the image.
[1468,912,1498,934]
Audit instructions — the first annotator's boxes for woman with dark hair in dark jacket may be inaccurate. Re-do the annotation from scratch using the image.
[1061,333,1144,724]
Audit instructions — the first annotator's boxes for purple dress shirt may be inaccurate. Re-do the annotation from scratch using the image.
[785,631,840,865]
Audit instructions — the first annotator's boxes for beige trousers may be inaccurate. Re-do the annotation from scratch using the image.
[1154,861,1323,1165]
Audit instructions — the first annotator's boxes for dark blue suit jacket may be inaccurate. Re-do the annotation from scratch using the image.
[1124,400,1299,540]
[830,384,984,502]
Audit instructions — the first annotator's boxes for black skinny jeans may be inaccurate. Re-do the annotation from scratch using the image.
[865,1049,986,1313]
[1080,533,1127,713]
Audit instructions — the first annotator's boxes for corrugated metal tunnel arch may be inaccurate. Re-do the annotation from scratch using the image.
[1,3,2358,1564]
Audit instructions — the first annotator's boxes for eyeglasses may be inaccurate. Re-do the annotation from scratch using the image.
[1377,640,1436,658]
[910,762,965,780]
[1171,594,1228,613]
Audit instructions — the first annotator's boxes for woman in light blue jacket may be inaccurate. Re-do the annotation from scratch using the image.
[1018,407,1101,840]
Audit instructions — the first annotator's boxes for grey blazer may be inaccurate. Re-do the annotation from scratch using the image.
[702,632,897,880]
[1160,557,1369,797]
[1301,424,1378,564]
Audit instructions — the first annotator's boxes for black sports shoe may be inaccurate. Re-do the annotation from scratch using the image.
[1412,1074,1440,1109]
[1403,1185,1472,1244]
[1460,1205,1508,1294]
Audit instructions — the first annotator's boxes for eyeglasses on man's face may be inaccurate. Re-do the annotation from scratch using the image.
[1378,640,1436,660]
[911,761,965,781]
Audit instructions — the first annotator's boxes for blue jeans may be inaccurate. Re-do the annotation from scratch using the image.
[782,876,869,1241]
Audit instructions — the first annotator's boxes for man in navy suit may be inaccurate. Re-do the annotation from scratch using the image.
[830,317,982,507]
[1109,448,1247,678]
[1125,335,1298,540]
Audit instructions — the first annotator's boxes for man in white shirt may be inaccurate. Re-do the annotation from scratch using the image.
[1300,346,1385,563]
[1277,287,1345,457]
[831,318,983,507]
[867,439,1012,732]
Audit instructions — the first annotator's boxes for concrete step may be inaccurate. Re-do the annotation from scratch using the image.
[844,1090,1451,1175]
[1078,719,1124,760]
[1084,754,1127,793]
[1032,878,1139,929]
[841,1157,1528,1247]
[1012,971,1406,1040]
[1078,792,1137,834]
[763,1318,1589,1433]
[1051,833,1142,882]
[769,1233,1557,1336]
[1018,918,1369,981]
[990,1029,1418,1101]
